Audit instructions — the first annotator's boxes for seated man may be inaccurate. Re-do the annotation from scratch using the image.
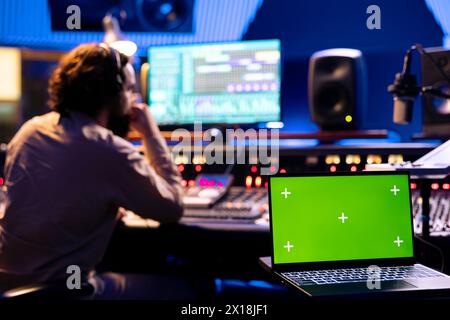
[0,43,188,299]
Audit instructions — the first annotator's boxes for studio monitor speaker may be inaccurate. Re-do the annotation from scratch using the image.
[308,48,367,130]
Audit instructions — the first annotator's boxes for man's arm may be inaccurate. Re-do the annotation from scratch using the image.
[110,104,183,223]
[136,104,181,190]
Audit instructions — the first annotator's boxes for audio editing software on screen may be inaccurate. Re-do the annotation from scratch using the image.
[148,39,281,125]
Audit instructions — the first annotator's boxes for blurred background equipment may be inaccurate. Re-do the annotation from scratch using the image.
[308,48,367,130]
[421,48,450,136]
[48,0,195,33]
[0,0,444,139]
[0,47,21,143]
[388,44,450,138]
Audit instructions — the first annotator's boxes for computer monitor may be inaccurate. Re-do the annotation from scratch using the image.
[147,39,281,125]
[0,47,21,101]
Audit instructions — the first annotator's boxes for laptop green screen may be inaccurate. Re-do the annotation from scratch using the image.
[270,174,414,265]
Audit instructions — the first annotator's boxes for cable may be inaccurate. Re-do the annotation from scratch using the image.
[414,235,446,272]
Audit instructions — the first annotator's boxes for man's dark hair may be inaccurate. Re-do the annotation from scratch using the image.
[48,43,129,117]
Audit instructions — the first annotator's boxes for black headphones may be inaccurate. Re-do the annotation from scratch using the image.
[99,43,123,90]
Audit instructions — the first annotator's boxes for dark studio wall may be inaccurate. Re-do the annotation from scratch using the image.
[243,0,443,140]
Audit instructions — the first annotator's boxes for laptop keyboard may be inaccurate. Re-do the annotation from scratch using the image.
[282,265,445,286]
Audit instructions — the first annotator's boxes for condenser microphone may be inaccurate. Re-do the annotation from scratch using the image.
[388,48,421,124]
[389,73,420,124]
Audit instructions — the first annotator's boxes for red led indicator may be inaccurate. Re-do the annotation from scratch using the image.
[270,166,277,173]
[180,179,187,187]
[264,182,268,188]
[410,183,417,190]
[431,183,439,190]
[250,166,258,173]
[177,164,185,173]
[443,183,450,190]
[350,165,357,172]
[188,180,196,187]
[195,165,202,172]
[279,168,287,174]
[330,165,337,173]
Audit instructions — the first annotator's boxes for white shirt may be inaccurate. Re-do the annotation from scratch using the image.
[0,112,183,289]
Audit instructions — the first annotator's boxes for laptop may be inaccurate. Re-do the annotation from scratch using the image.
[261,171,450,297]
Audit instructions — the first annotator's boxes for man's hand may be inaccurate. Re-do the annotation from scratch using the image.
[129,103,157,137]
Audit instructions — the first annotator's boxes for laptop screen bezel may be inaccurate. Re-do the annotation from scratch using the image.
[268,171,416,272]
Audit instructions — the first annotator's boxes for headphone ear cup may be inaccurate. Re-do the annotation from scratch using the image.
[100,44,123,92]
[109,47,122,91]
[115,74,123,89]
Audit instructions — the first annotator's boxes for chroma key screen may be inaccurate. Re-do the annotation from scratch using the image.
[269,174,414,264]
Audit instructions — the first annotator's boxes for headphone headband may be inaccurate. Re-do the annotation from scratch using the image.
[99,43,123,86]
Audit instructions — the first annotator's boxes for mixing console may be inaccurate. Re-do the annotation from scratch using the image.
[412,190,450,236]
[183,187,268,222]
[1,143,448,233]
[119,183,450,232]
